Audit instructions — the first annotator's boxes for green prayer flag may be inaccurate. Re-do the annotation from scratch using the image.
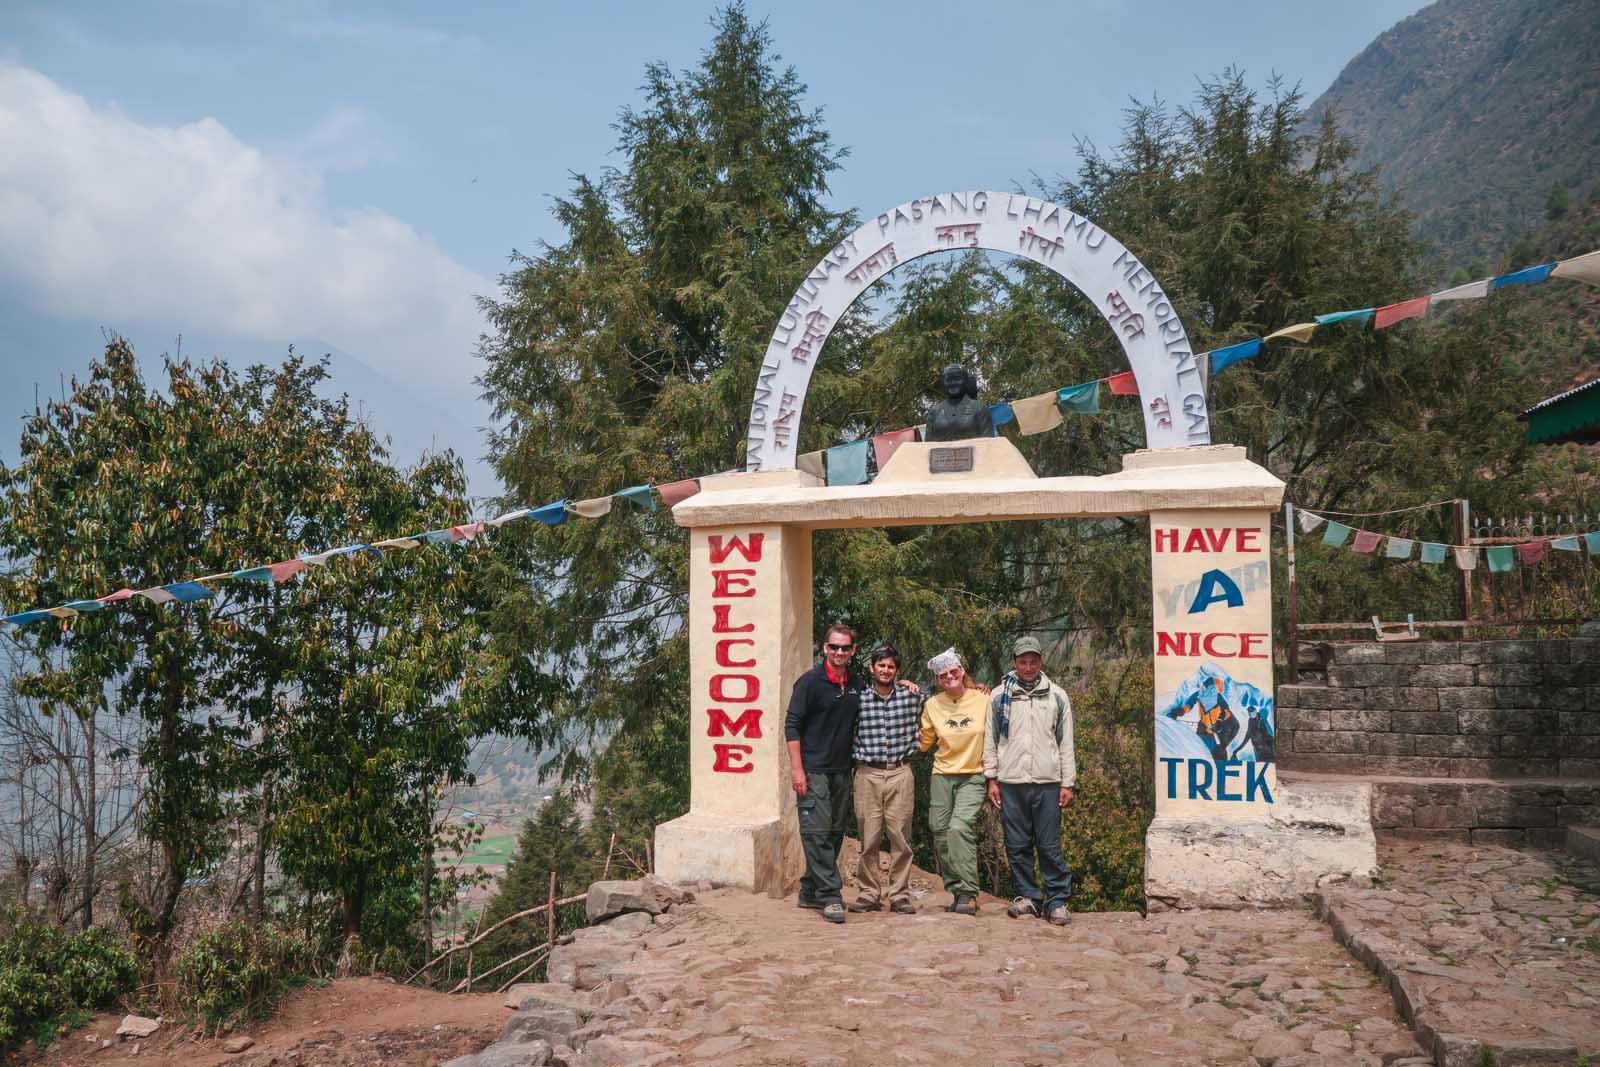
[1586,531,1600,554]
[1486,546,1514,573]
[1322,521,1352,547]
[1419,543,1447,564]
[1055,381,1101,414]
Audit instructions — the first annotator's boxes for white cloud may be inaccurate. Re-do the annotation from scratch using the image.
[0,62,490,393]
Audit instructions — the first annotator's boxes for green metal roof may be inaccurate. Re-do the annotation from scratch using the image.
[1520,378,1600,444]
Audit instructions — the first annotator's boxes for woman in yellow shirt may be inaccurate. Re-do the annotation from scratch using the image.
[919,648,989,915]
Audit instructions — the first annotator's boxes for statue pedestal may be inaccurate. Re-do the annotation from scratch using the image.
[654,812,800,895]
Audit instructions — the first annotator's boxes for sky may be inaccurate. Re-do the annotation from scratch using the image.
[0,0,1428,498]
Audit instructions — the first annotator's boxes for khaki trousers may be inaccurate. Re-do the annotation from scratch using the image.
[852,763,915,904]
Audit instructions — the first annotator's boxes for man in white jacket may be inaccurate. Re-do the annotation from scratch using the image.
[983,636,1076,926]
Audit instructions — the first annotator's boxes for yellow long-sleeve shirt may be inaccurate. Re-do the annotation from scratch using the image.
[918,689,988,775]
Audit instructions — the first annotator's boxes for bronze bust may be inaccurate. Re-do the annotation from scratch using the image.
[923,364,994,442]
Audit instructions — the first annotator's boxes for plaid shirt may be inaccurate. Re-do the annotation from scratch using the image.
[852,682,922,764]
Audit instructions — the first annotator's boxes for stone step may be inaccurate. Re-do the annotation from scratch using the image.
[1568,825,1600,863]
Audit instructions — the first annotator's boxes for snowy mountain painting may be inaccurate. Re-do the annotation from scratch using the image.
[1156,660,1276,764]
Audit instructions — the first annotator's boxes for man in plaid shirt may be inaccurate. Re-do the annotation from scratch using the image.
[847,643,923,914]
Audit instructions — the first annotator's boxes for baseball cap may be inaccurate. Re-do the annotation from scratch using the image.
[1012,636,1043,657]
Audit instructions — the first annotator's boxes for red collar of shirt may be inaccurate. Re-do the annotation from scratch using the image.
[824,661,848,686]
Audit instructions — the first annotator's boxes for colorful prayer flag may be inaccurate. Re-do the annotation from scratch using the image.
[1352,530,1382,553]
[1265,322,1317,343]
[163,582,213,604]
[1384,537,1414,559]
[137,587,177,604]
[233,566,274,582]
[1322,521,1352,547]
[1586,531,1600,554]
[1516,541,1546,565]
[1208,338,1263,374]
[1419,543,1447,564]
[1552,251,1600,286]
[656,479,700,507]
[301,545,368,566]
[825,439,870,486]
[1374,295,1430,330]
[796,452,824,482]
[1431,279,1489,302]
[872,428,916,471]
[1491,262,1557,289]
[63,599,105,613]
[486,509,529,527]
[449,522,487,542]
[373,537,421,550]
[3,610,53,626]
[615,485,657,511]
[1011,391,1065,435]
[269,560,309,582]
[989,401,1016,427]
[418,529,452,545]
[528,501,569,525]
[1055,381,1101,415]
[1453,546,1478,571]
[43,606,77,619]
[1485,546,1514,572]
[1315,309,1375,327]
[572,497,614,519]
[1106,371,1139,396]
[1296,509,1326,533]
[99,588,136,603]
[1551,536,1581,552]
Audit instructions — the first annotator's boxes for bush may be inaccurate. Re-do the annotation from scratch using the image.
[169,921,317,1031]
[0,908,138,1050]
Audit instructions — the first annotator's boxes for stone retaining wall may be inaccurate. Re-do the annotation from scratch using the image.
[1278,638,1599,780]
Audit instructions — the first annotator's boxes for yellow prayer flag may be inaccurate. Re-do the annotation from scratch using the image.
[1265,322,1317,343]
[572,496,615,519]
[1010,391,1065,436]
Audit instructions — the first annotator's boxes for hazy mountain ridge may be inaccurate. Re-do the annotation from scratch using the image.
[1306,0,1600,272]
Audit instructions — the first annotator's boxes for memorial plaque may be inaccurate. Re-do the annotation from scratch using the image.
[928,446,975,474]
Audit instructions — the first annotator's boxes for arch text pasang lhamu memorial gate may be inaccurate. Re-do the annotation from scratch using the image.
[654,192,1376,908]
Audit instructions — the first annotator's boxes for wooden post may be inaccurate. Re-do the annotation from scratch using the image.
[1453,499,1472,625]
[1284,502,1298,682]
[546,871,557,953]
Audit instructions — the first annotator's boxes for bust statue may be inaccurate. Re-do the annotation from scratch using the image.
[923,364,994,442]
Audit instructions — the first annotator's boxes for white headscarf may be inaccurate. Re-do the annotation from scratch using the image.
[927,647,961,674]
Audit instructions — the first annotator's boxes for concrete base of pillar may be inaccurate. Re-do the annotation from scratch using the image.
[1145,778,1377,909]
[654,812,803,897]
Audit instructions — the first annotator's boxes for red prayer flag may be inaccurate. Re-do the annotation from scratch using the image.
[268,560,309,582]
[1107,371,1139,396]
[1374,295,1430,331]
[449,522,486,543]
[656,478,700,507]
[98,588,137,603]
[872,428,916,470]
[1352,530,1382,553]
[1516,541,1547,565]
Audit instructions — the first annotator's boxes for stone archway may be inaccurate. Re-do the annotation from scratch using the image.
[744,191,1210,472]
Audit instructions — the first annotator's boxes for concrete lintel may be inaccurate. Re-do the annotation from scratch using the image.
[674,445,1282,530]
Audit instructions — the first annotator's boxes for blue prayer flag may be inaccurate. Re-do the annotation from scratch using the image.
[1551,536,1580,552]
[1322,521,1353,547]
[614,485,657,511]
[417,529,452,545]
[163,582,213,604]
[989,402,1015,430]
[1315,309,1375,327]
[4,610,54,626]
[826,439,870,486]
[1208,338,1263,374]
[1419,543,1448,565]
[1056,381,1101,414]
[1490,262,1557,289]
[63,599,106,613]
[233,566,274,582]
[1586,531,1600,554]
[529,500,568,525]
[1485,546,1514,573]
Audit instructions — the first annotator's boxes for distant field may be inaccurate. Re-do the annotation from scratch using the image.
[445,832,518,867]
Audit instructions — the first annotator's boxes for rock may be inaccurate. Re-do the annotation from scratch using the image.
[1083,1050,1122,1067]
[603,912,652,936]
[549,1046,576,1067]
[576,1035,666,1067]
[547,941,641,989]
[1310,1029,1352,1055]
[117,1016,161,1039]
[451,1041,552,1067]
[221,1036,255,1053]
[594,980,631,1005]
[689,1034,747,1057]
[510,983,594,1014]
[503,1006,582,1045]
[806,1058,846,1067]
[584,876,693,923]
[1252,1029,1305,1065]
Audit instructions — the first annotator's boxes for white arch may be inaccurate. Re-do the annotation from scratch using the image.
[745,190,1209,471]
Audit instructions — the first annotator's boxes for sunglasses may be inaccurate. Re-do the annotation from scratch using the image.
[825,642,854,652]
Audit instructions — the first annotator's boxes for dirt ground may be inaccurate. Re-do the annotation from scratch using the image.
[15,978,505,1067]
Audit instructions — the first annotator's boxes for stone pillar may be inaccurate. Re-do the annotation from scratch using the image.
[654,474,813,895]
[1145,507,1374,906]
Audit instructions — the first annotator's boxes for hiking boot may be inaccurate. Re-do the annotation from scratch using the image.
[797,896,824,910]
[1048,904,1071,926]
[890,898,915,914]
[822,903,846,924]
[846,897,881,913]
[951,893,977,916]
[1007,896,1039,919]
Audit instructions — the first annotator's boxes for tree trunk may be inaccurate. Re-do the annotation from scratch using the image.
[79,710,97,929]
[252,780,271,924]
